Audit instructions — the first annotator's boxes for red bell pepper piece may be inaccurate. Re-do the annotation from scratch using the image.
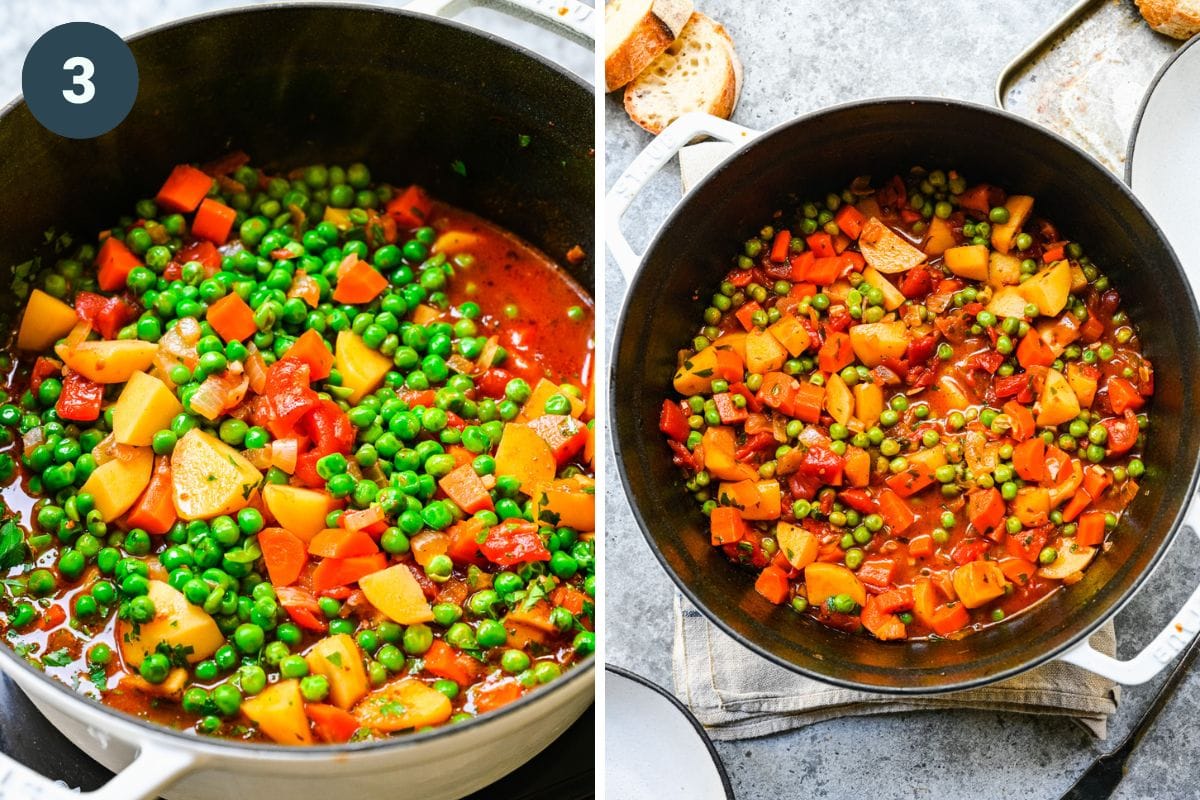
[480,522,551,566]
[384,185,432,228]
[659,399,690,442]
[75,291,135,340]
[264,357,319,437]
[56,370,103,421]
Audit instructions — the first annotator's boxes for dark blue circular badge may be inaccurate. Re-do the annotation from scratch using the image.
[21,22,138,139]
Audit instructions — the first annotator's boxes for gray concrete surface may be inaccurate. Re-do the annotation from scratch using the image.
[604,2,1197,798]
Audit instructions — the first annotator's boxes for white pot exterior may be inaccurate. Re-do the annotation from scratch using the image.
[2,656,593,800]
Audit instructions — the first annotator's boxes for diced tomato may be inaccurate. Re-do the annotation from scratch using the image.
[898,266,934,298]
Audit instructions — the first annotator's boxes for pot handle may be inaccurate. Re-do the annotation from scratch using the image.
[606,112,760,283]
[1057,503,1200,684]
[0,737,195,800]
[404,0,594,48]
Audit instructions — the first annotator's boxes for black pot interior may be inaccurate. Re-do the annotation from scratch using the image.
[0,4,595,301]
[614,99,1200,691]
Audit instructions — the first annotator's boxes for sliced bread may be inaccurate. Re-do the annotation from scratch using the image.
[1136,0,1200,38]
[623,11,743,135]
[605,0,694,93]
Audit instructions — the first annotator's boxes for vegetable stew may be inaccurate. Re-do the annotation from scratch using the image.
[661,168,1151,641]
[0,157,595,744]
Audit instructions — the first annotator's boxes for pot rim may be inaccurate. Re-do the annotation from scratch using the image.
[0,0,595,757]
[611,95,1200,694]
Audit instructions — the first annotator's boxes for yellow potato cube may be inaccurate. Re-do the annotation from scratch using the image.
[242,679,313,746]
[494,423,555,496]
[745,329,787,374]
[1019,260,1071,317]
[861,267,906,311]
[848,322,909,367]
[359,564,434,625]
[18,289,78,351]
[262,484,334,543]
[767,313,811,357]
[112,371,184,446]
[55,340,158,384]
[335,331,392,403]
[171,429,262,520]
[353,678,452,732]
[943,245,990,281]
[532,474,595,530]
[117,581,223,667]
[306,634,369,710]
[1036,368,1081,427]
[79,446,153,521]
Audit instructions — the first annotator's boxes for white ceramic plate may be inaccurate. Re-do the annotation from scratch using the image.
[605,666,732,800]
[1127,33,1200,293]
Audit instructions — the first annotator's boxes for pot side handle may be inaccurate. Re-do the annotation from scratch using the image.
[1057,505,1200,684]
[404,0,594,48]
[0,738,195,800]
[605,112,760,283]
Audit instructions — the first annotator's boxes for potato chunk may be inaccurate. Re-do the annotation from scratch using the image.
[1020,260,1071,317]
[359,564,434,625]
[804,563,867,607]
[171,429,263,519]
[305,634,369,710]
[353,678,452,732]
[118,580,223,667]
[263,484,334,543]
[242,679,314,745]
[848,322,908,367]
[1036,368,1081,427]
[18,289,78,351]
[55,340,158,384]
[335,331,392,403]
[494,423,556,495]
[859,217,926,273]
[112,371,183,446]
[79,446,153,521]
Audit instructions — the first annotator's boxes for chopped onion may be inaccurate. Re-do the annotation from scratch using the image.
[343,505,384,531]
[64,320,92,351]
[271,438,298,474]
[744,414,772,435]
[242,447,272,470]
[287,270,320,308]
[447,355,475,375]
[410,531,449,567]
[21,427,44,455]
[244,344,267,394]
[192,373,249,419]
[476,336,500,371]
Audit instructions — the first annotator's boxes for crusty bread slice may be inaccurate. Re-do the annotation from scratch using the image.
[623,12,743,135]
[604,0,694,93]
[1136,0,1200,39]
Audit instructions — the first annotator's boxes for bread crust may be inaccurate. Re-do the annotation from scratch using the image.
[1137,0,1200,39]
[623,12,743,135]
[604,0,694,92]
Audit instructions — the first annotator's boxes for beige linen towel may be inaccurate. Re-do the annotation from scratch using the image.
[671,594,1119,740]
